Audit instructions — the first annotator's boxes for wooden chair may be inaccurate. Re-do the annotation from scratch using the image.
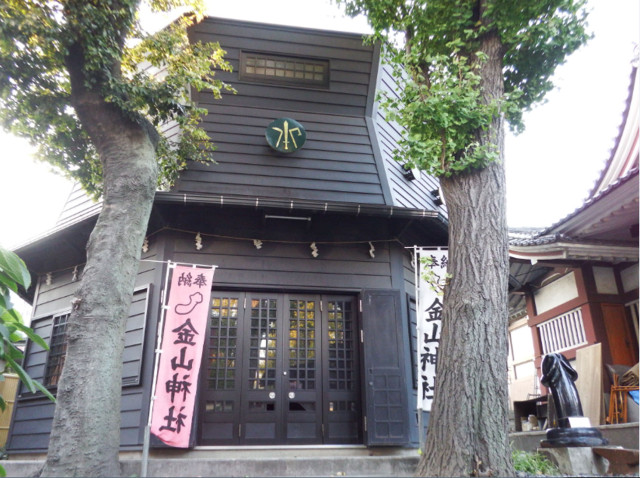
[607,373,639,424]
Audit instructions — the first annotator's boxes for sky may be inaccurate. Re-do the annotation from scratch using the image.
[0,0,638,250]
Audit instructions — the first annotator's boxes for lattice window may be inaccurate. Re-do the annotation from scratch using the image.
[288,299,316,390]
[208,297,239,390]
[240,51,329,88]
[45,313,70,387]
[329,400,356,412]
[205,400,234,413]
[537,307,587,354]
[249,298,278,390]
[327,300,355,390]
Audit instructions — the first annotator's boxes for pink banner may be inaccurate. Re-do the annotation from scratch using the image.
[150,265,214,447]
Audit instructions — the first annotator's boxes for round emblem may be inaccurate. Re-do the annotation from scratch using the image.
[265,118,306,153]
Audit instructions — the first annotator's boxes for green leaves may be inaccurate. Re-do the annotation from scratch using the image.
[0,246,54,405]
[0,248,31,293]
[339,0,589,177]
[380,47,500,177]
[0,0,233,197]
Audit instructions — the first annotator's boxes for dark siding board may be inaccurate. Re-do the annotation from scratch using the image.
[205,135,375,156]
[199,92,365,117]
[33,272,79,318]
[196,19,371,51]
[199,156,378,175]
[173,236,391,259]
[120,428,142,446]
[216,83,367,108]
[202,113,371,134]
[203,268,390,291]
[7,399,55,452]
[9,434,51,451]
[13,401,56,421]
[214,69,371,95]
[8,418,52,435]
[175,181,385,204]
[179,94,387,204]
[56,183,100,228]
[178,166,381,188]
[121,391,143,412]
[199,142,378,164]
[191,30,373,64]
[203,104,370,127]
[170,238,393,291]
[173,252,392,277]
[202,122,372,147]
[373,62,448,214]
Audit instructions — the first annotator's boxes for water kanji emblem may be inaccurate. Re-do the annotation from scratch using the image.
[265,117,306,153]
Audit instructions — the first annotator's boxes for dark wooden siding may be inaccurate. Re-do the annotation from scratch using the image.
[7,248,162,453]
[374,62,448,214]
[173,18,388,206]
[168,231,393,291]
[55,183,101,229]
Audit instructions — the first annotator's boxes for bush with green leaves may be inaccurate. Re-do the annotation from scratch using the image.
[0,247,55,403]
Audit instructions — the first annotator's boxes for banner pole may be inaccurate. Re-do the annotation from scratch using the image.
[141,261,175,477]
[414,247,425,451]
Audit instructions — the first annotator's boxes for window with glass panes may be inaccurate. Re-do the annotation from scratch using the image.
[44,313,70,387]
[240,52,329,88]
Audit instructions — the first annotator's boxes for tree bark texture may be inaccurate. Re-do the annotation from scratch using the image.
[41,46,158,477]
[417,24,515,478]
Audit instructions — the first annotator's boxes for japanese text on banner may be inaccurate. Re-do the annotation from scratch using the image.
[151,265,214,447]
[417,249,447,411]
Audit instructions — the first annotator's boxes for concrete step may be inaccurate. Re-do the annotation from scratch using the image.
[3,451,420,477]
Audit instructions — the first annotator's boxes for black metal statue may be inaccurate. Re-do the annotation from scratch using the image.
[540,353,607,448]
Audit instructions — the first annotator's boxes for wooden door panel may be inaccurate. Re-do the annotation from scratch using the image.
[602,303,637,366]
[199,293,244,445]
[241,294,282,444]
[284,296,322,443]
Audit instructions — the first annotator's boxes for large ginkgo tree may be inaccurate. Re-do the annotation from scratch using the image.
[337,1,589,476]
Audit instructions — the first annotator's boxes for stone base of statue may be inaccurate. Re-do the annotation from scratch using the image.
[540,426,608,448]
[538,447,609,475]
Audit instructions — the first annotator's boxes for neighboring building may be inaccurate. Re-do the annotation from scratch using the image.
[507,67,639,423]
[7,18,448,454]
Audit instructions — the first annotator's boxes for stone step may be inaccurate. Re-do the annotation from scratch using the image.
[2,454,420,477]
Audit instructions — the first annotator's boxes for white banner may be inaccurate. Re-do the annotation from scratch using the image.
[416,248,448,411]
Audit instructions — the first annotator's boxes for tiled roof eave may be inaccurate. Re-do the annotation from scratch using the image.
[509,240,638,264]
[537,167,639,237]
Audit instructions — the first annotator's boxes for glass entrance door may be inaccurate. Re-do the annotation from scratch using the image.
[199,292,361,445]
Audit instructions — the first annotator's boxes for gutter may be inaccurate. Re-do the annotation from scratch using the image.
[154,191,447,222]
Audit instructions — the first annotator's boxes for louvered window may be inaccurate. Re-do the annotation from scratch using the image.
[537,307,587,354]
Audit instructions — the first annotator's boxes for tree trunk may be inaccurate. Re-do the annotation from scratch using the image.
[41,61,158,475]
[417,24,514,478]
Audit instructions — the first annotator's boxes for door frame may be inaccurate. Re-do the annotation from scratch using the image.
[197,290,362,446]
